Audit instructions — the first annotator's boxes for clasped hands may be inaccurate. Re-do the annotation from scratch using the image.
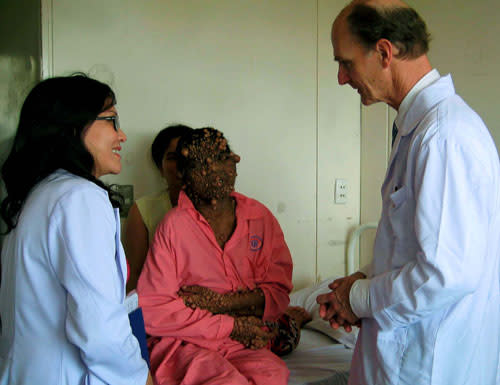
[178,285,274,349]
[178,285,228,314]
[316,273,364,332]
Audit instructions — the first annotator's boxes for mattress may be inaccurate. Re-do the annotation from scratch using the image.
[284,329,352,385]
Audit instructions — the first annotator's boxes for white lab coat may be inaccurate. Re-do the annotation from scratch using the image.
[349,75,500,385]
[0,170,148,385]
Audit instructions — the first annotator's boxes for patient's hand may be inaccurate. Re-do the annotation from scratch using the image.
[178,285,224,313]
[178,285,265,316]
[230,316,276,349]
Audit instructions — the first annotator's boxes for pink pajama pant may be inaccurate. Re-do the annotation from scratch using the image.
[153,343,289,385]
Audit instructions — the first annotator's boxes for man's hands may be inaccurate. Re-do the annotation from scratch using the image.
[316,272,365,332]
[230,316,276,349]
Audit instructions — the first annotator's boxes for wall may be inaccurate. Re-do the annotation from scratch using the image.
[317,0,360,281]
[359,104,390,269]
[5,1,496,284]
[0,0,41,238]
[413,0,500,149]
[42,0,361,289]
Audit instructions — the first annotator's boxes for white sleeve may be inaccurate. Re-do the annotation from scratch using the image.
[358,263,372,278]
[48,185,148,385]
[349,278,371,318]
[368,134,492,331]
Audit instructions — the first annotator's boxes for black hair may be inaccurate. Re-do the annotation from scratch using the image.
[347,3,431,59]
[151,124,192,170]
[1,73,121,232]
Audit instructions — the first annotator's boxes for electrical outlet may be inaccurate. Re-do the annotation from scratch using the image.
[335,179,348,204]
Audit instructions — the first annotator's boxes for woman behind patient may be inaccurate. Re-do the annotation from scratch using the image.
[137,127,292,385]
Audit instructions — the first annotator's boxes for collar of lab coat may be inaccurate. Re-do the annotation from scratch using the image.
[395,69,440,130]
[388,74,456,168]
[397,73,455,138]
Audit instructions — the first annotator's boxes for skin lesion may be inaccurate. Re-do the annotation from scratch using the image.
[176,128,310,352]
[178,285,265,317]
[179,128,240,248]
[177,279,271,349]
[230,316,276,350]
[176,128,276,349]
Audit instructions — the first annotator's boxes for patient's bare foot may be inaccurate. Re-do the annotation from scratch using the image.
[286,306,312,328]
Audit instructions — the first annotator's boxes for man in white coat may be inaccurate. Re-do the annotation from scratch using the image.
[316,0,500,384]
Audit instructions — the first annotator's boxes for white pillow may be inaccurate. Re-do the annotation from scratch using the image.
[290,277,359,349]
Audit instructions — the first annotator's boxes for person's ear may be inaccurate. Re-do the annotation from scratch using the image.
[375,38,394,68]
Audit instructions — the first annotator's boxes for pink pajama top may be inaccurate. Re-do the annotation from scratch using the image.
[137,191,293,357]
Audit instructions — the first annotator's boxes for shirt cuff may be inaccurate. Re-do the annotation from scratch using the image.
[358,263,372,278]
[349,278,372,319]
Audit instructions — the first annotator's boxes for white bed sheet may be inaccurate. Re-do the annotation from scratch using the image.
[284,329,352,385]
[284,277,359,385]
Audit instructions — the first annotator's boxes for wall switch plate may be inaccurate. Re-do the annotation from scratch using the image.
[335,179,348,204]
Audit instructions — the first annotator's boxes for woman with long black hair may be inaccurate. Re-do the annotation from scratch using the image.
[0,74,152,385]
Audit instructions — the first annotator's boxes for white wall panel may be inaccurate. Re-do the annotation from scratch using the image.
[408,0,500,150]
[359,104,390,269]
[316,0,361,280]
[45,0,328,289]
[42,0,367,289]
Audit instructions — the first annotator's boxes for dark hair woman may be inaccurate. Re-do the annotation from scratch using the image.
[125,124,192,292]
[0,74,152,385]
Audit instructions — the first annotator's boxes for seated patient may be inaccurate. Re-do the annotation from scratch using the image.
[137,127,293,385]
[127,125,310,354]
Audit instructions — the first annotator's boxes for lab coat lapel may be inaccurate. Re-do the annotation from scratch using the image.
[382,75,456,195]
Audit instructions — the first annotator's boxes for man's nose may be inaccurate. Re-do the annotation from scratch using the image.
[337,67,349,85]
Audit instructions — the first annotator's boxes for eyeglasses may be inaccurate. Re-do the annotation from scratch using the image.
[95,115,120,132]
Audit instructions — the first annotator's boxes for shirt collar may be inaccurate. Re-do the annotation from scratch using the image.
[395,69,440,134]
[178,190,196,210]
[177,190,263,221]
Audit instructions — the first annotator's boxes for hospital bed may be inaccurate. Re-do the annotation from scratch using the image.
[284,222,377,385]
